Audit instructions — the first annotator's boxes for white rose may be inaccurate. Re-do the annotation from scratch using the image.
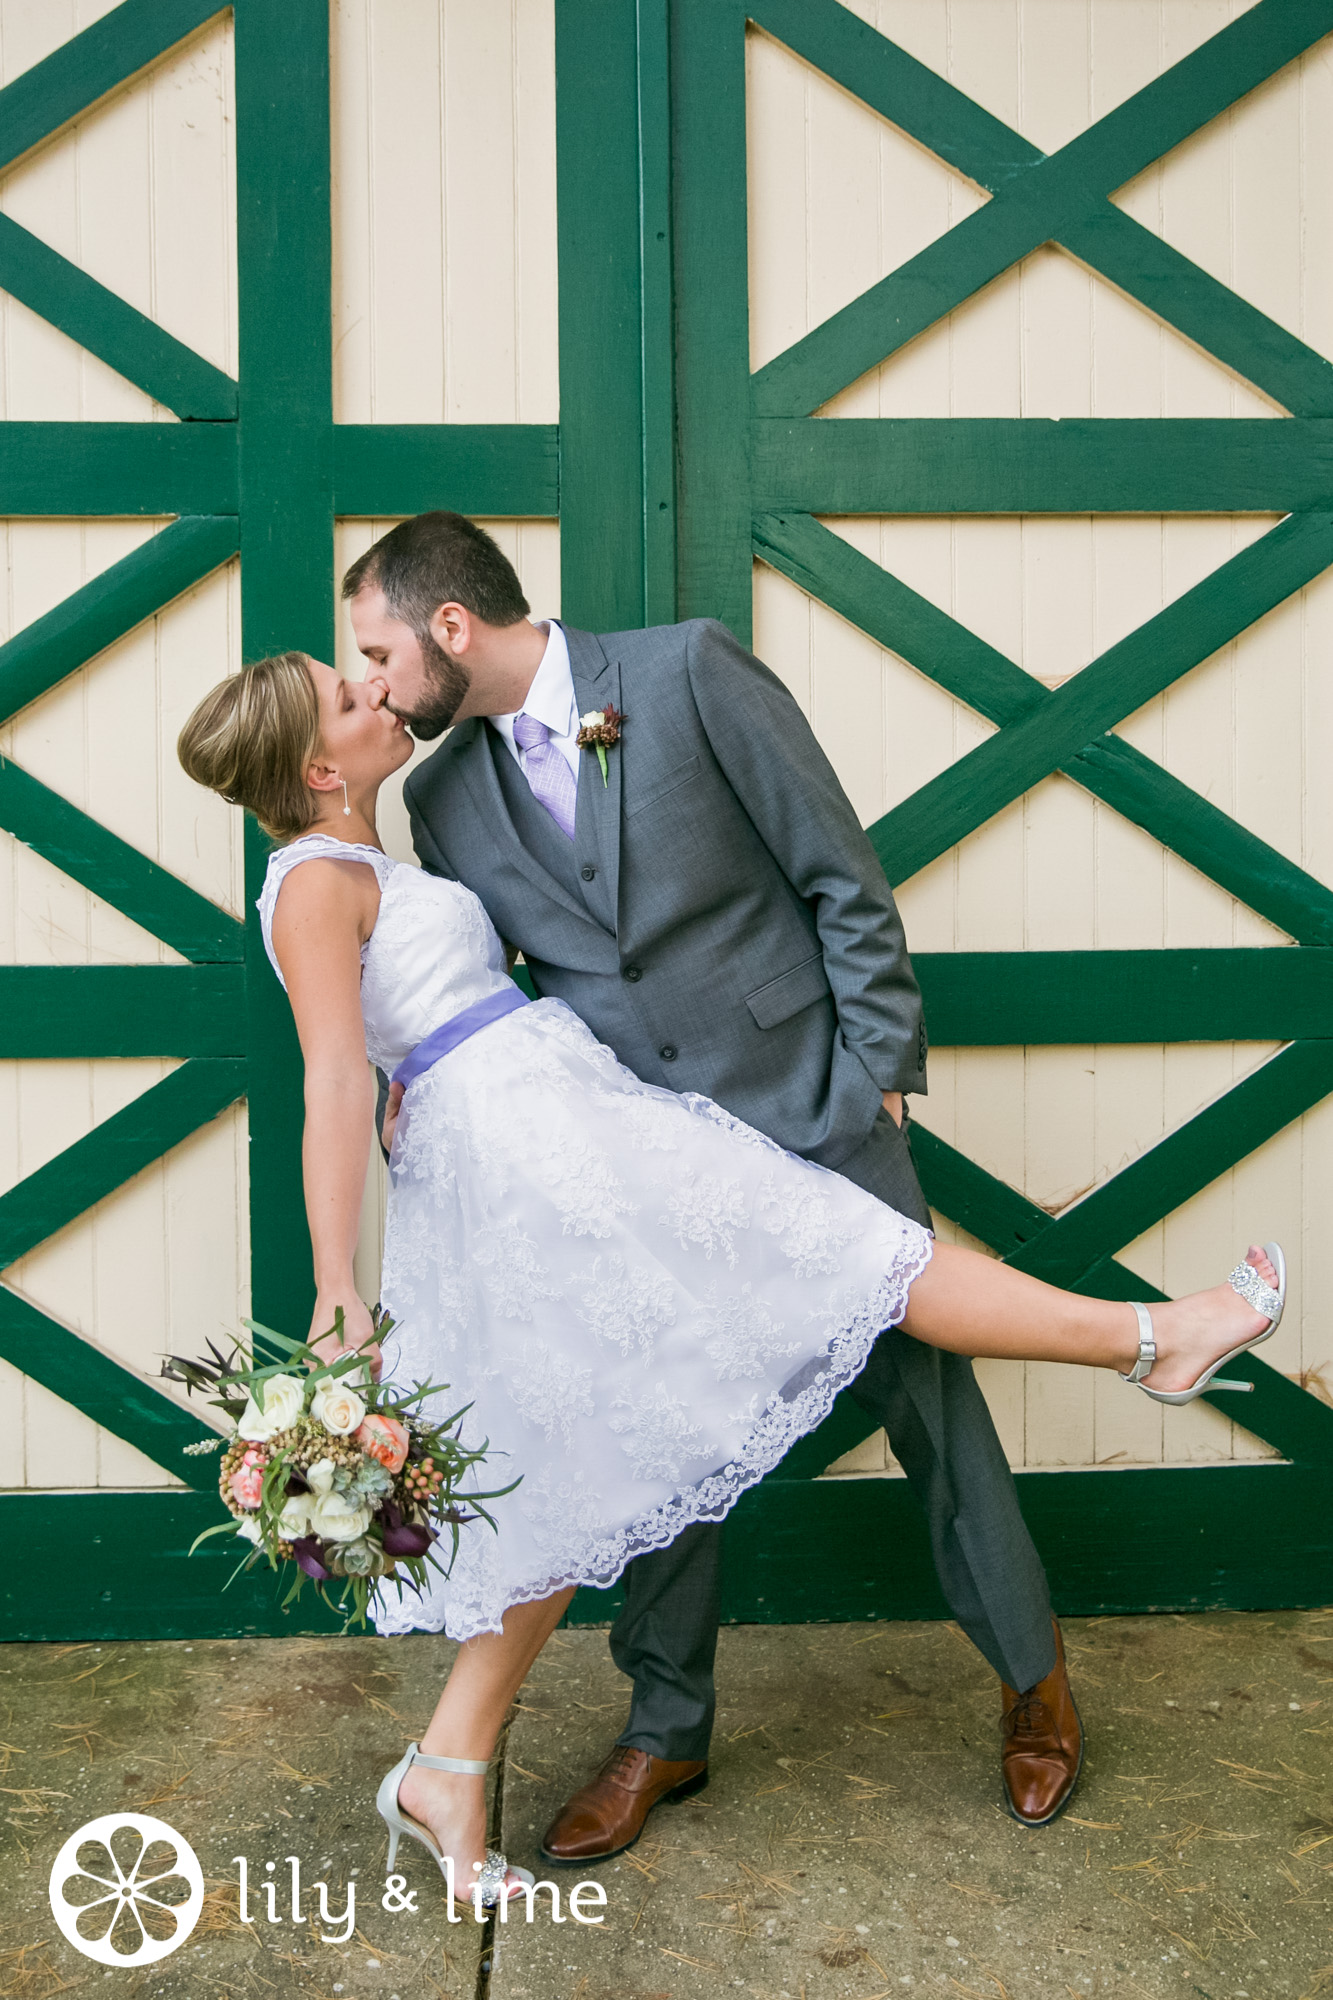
[303,1457,372,1543]
[277,1495,314,1541]
[235,1516,262,1545]
[311,1379,367,1436]
[237,1374,306,1442]
[579,709,605,730]
[309,1490,373,1544]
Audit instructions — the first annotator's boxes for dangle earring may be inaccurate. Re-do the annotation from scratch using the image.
[341,779,351,818]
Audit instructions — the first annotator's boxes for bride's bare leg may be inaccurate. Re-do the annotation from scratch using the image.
[397,1587,575,1885]
[900,1241,1279,1396]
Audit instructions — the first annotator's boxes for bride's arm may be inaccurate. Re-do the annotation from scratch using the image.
[270,858,382,1377]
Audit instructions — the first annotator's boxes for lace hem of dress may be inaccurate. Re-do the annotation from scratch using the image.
[371,1228,933,1640]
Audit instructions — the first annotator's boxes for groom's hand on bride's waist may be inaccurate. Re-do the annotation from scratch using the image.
[882,1090,904,1128]
[381,1080,405,1154]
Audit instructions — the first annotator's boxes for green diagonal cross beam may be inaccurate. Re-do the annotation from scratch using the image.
[0,217,237,420]
[753,512,1333,945]
[909,1124,1333,1470]
[0,1056,247,1485]
[0,1057,247,1269]
[0,516,239,725]
[750,0,1333,416]
[751,0,1333,414]
[0,0,229,176]
[0,760,244,963]
[783,1109,1333,1481]
[865,510,1333,885]
[1057,206,1333,420]
[750,0,1043,190]
[1007,1040,1333,1294]
[0,1288,220,1488]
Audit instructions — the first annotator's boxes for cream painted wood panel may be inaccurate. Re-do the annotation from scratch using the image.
[331,0,558,424]
[1115,32,1333,366]
[0,6,242,1492]
[745,6,1325,1477]
[0,526,249,1487]
[0,9,236,417]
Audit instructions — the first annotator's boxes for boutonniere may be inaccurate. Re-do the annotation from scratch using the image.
[576,704,626,787]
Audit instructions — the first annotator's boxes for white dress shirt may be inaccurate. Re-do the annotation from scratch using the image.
[488,620,580,784]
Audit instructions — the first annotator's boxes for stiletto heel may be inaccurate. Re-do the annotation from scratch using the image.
[1122,1242,1286,1406]
[375,1742,534,1907]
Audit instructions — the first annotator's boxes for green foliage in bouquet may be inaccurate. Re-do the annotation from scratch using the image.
[161,1306,519,1627]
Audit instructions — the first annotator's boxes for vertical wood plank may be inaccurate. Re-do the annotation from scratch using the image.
[674,0,751,638]
[556,0,644,631]
[235,0,333,1340]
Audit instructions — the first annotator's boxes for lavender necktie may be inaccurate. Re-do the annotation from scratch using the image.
[512,711,577,842]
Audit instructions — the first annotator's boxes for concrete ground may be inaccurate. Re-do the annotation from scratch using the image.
[2,1614,1332,2000]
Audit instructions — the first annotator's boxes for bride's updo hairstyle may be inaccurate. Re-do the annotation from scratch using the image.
[177,651,322,843]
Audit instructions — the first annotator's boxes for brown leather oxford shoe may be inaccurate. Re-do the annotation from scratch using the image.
[539,1745,708,1864]
[1000,1619,1083,1826]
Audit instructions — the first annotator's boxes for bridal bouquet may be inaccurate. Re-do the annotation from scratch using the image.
[161,1308,516,1625]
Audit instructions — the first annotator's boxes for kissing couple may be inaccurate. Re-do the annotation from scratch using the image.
[178,510,1285,1908]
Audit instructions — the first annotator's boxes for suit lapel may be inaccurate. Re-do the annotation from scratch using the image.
[564,624,622,924]
[449,716,594,928]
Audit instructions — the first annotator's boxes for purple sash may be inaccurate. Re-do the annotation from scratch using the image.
[391,984,530,1091]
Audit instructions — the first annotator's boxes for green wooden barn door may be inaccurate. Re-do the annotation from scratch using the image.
[0,0,557,1640]
[6,0,1333,1641]
[654,0,1333,1620]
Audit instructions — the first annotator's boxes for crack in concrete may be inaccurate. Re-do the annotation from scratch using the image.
[473,1712,513,2000]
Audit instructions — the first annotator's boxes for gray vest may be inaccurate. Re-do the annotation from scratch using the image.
[487,723,616,934]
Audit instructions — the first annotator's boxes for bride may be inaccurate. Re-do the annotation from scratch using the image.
[179,648,1284,1908]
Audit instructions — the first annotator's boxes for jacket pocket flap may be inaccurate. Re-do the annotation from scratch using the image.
[624,753,701,817]
[745,952,831,1030]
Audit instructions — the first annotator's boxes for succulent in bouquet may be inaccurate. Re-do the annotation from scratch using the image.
[161,1306,517,1625]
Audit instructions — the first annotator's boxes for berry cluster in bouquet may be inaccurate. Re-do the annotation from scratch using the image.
[161,1308,516,1625]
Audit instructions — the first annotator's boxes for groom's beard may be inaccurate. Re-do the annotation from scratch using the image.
[399,630,471,740]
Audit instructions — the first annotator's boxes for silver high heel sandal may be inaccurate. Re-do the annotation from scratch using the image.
[375,1742,535,1909]
[1120,1241,1286,1406]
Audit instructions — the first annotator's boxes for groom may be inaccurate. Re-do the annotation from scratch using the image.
[344,511,1083,1848]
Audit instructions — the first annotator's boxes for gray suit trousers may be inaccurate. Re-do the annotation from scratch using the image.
[612,1111,1056,1763]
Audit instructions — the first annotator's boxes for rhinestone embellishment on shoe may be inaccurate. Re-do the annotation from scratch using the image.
[1227,1261,1282,1321]
[474,1849,511,1906]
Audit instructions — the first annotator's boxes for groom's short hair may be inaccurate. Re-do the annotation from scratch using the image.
[341,511,530,633]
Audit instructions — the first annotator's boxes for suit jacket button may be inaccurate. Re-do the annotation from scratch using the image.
[623,965,642,982]
[580,864,596,881]
[660,1044,678,1062]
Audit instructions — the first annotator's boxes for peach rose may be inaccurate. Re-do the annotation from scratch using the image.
[356,1412,410,1475]
[230,1458,264,1510]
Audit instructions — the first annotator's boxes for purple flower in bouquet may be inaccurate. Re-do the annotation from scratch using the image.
[378,1497,436,1559]
[291,1536,332,1581]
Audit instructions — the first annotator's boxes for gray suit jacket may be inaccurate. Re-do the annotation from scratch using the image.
[403,618,927,1170]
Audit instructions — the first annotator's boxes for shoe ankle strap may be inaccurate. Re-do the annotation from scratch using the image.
[407,1741,489,1776]
[1119,1301,1156,1384]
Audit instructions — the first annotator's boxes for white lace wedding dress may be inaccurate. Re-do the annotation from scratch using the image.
[258,834,933,1641]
